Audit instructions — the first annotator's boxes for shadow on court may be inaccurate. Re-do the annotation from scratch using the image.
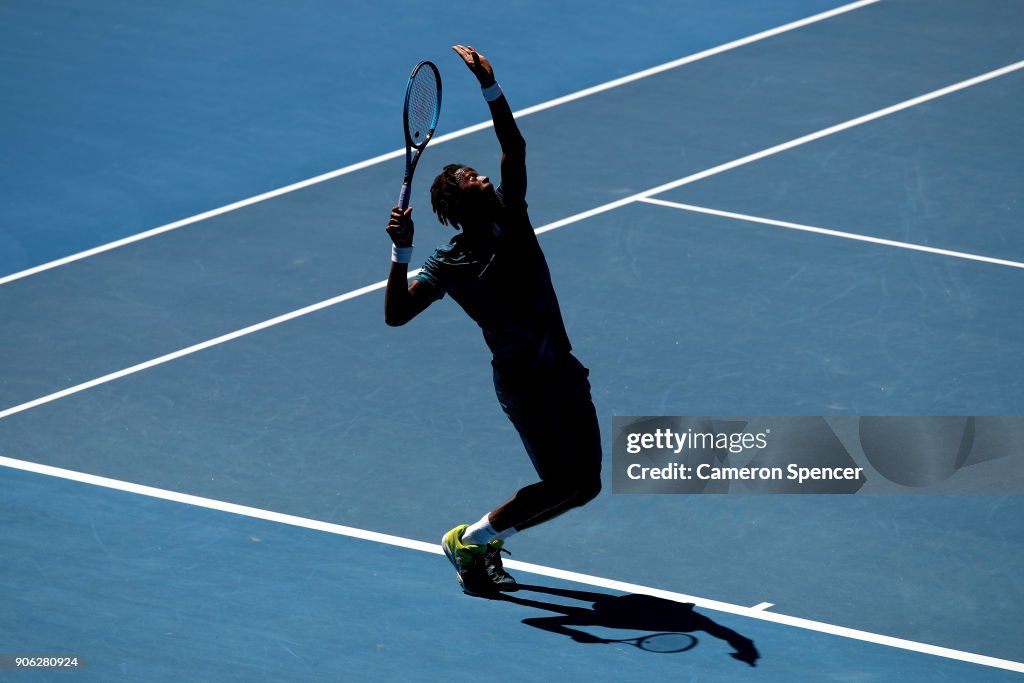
[487,584,760,667]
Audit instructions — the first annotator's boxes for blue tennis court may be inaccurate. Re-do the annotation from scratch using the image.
[2,1,1022,680]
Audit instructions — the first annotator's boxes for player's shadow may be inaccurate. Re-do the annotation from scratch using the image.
[487,584,759,667]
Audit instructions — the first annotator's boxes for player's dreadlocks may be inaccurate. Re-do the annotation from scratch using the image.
[430,163,467,227]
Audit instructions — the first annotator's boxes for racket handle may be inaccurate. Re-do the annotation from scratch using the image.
[398,182,412,211]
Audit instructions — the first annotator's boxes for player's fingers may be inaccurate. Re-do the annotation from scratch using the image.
[453,45,475,66]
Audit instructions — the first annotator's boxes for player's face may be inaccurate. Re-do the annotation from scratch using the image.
[456,167,494,197]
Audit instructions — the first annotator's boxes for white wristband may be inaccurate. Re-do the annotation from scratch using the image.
[392,244,413,263]
[482,82,503,102]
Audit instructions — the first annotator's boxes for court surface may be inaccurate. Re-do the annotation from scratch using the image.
[2,1,1022,680]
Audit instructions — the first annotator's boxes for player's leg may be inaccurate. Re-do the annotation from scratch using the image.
[441,359,601,594]
[490,383,602,532]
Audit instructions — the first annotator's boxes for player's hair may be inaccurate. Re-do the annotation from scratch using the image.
[430,163,467,227]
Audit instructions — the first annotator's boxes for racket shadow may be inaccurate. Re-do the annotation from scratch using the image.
[486,584,760,667]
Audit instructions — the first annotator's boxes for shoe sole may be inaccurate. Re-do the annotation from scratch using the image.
[440,531,465,589]
[441,532,458,568]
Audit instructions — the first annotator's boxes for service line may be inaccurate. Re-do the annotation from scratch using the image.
[3,58,1022,421]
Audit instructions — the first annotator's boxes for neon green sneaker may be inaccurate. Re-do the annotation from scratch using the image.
[441,524,496,595]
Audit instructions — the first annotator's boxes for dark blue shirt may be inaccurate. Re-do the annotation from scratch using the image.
[415,187,573,372]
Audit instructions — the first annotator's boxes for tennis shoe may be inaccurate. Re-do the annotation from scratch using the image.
[441,524,497,595]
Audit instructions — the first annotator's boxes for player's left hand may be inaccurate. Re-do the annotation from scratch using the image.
[452,45,496,87]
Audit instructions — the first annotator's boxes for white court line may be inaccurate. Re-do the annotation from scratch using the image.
[0,275,412,420]
[752,602,775,611]
[638,198,1024,269]
[0,0,881,288]
[1,453,1021,674]
[534,59,1024,237]
[2,58,1021,421]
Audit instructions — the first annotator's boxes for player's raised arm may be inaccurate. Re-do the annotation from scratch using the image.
[452,45,526,202]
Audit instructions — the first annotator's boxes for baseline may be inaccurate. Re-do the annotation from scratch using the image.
[1,453,1021,674]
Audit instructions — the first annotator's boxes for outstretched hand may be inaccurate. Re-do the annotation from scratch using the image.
[452,45,495,87]
[386,206,414,247]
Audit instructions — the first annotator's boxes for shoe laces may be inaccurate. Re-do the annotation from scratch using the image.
[485,545,511,573]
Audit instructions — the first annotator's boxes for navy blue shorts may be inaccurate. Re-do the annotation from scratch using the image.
[493,355,602,484]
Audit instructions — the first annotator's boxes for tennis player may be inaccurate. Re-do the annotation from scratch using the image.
[384,45,602,595]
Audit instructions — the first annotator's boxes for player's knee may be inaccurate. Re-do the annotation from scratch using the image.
[549,476,600,509]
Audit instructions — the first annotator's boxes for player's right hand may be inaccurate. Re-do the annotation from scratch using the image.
[386,206,414,247]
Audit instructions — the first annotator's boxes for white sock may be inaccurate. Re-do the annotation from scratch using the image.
[462,514,504,546]
[493,526,518,542]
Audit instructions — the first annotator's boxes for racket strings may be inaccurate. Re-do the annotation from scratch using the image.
[407,71,440,144]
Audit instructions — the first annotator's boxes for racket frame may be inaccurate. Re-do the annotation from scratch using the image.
[633,632,698,653]
[398,60,442,210]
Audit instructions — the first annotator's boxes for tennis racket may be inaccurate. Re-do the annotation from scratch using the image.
[397,61,443,213]
[605,632,697,653]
